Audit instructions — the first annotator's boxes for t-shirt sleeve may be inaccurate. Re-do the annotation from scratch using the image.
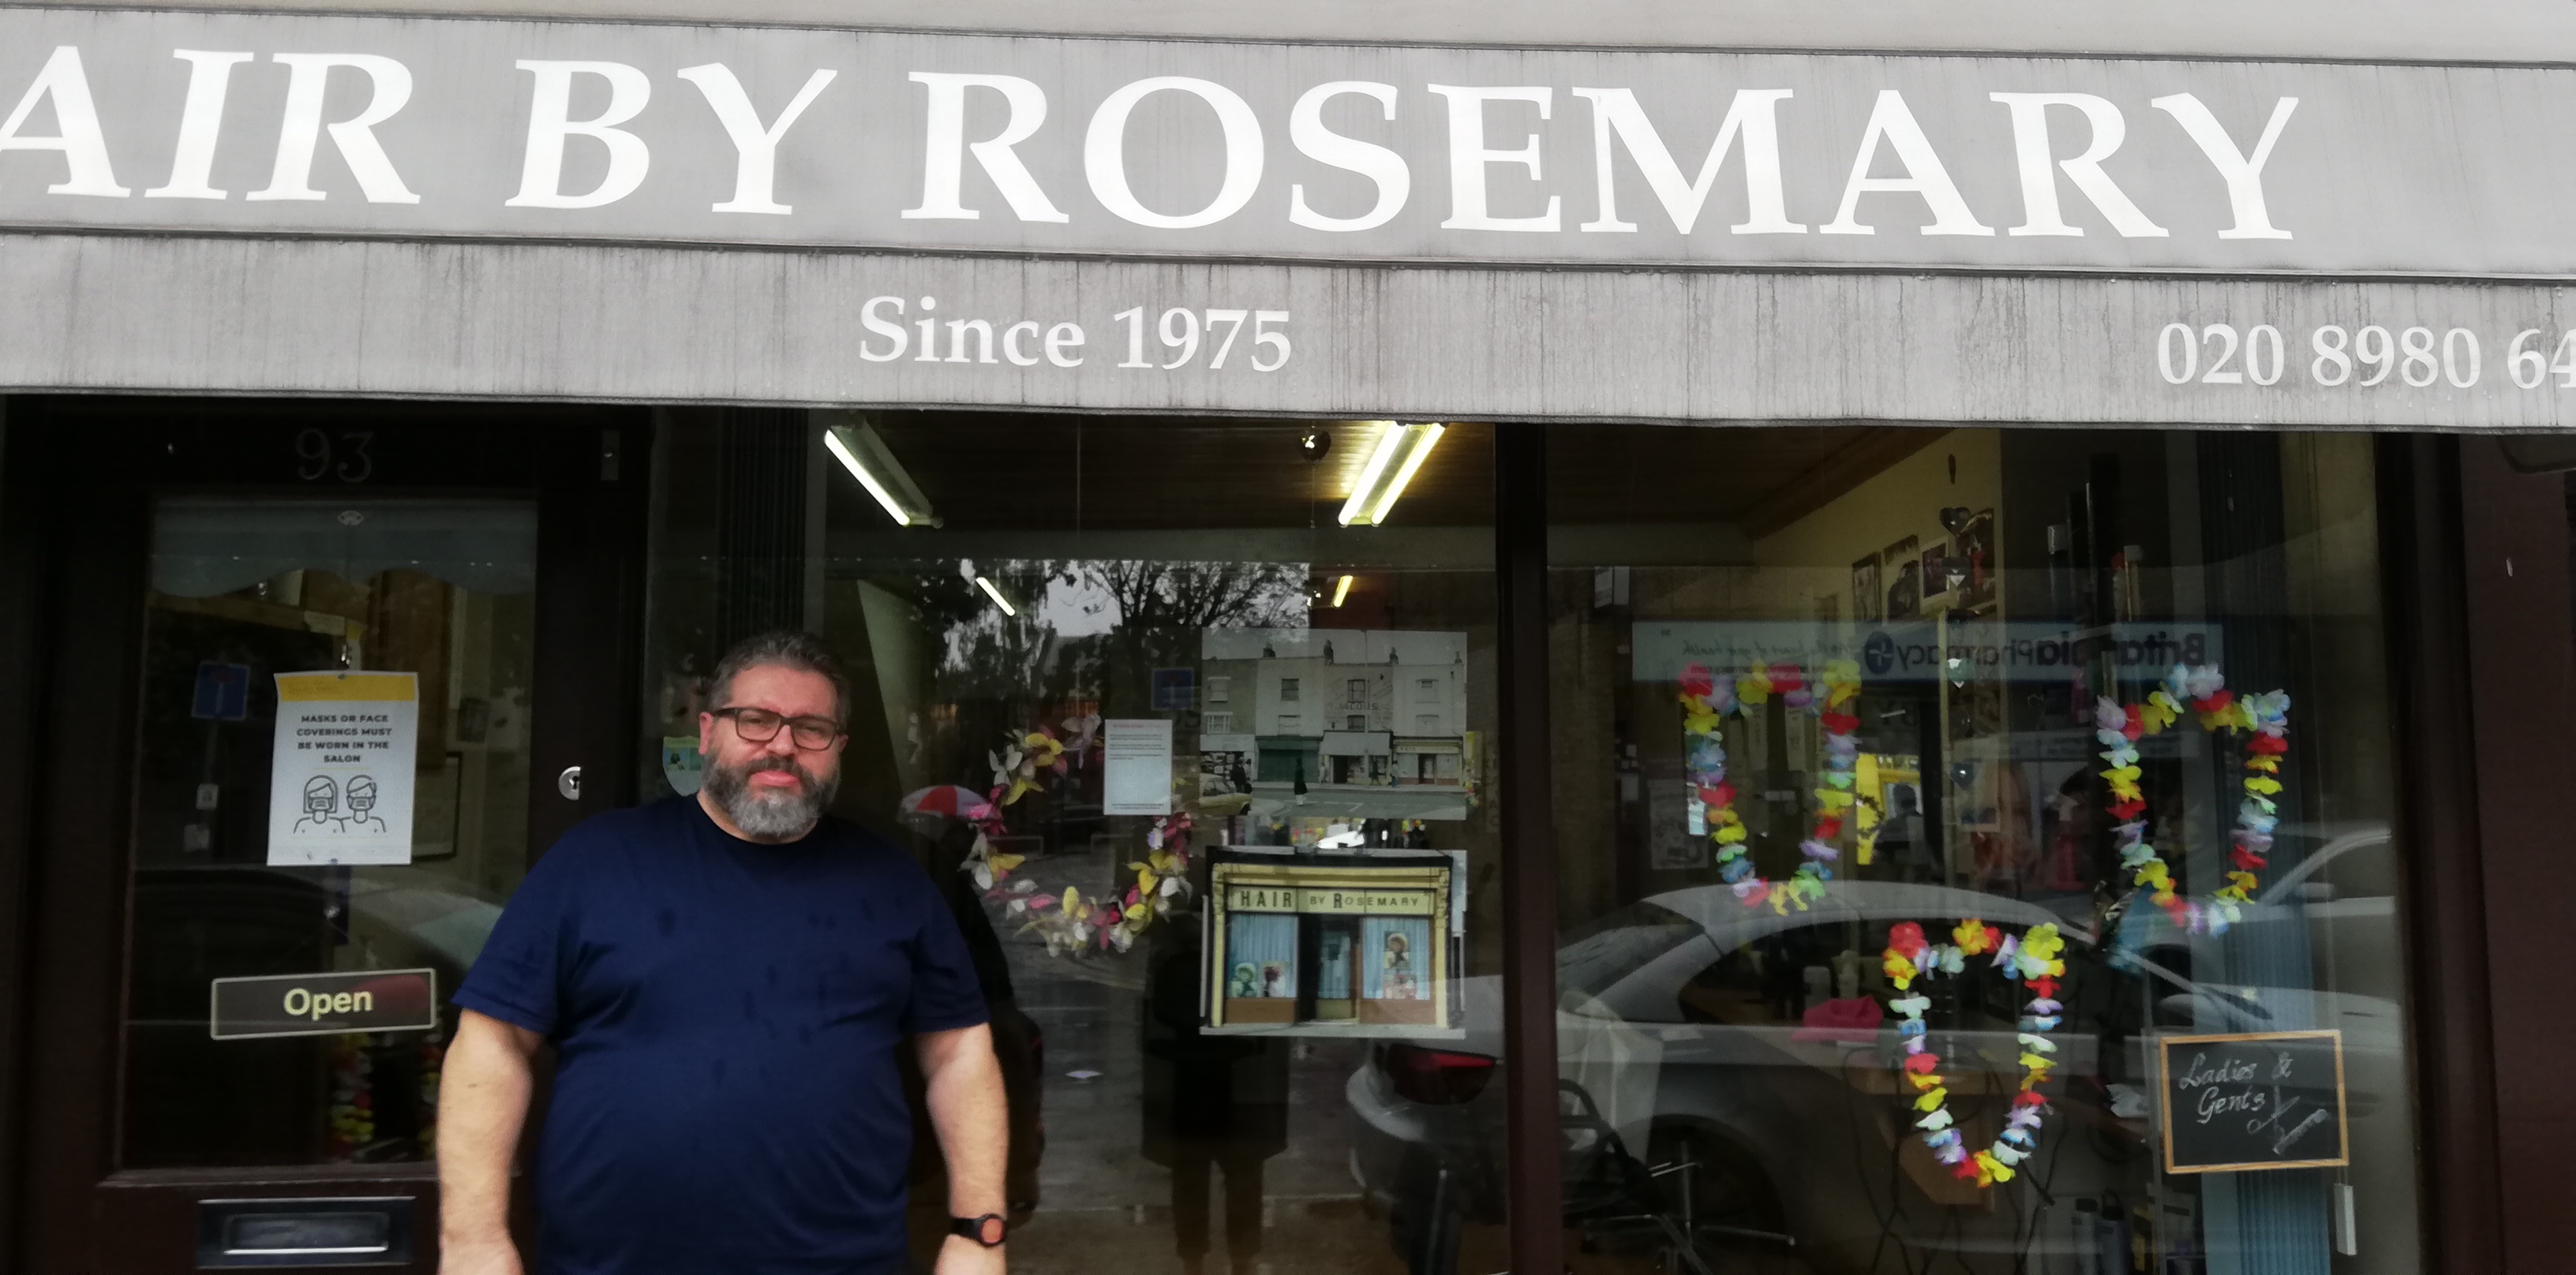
[453,843,582,1037]
[904,871,993,1034]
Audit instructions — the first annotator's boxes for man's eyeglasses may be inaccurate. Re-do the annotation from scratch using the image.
[712,706,843,750]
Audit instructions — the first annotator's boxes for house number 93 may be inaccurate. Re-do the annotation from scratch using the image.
[294,428,376,483]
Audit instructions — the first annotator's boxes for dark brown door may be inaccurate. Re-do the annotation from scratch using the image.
[2,399,649,1273]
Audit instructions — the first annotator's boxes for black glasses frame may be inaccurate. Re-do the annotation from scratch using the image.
[711,706,844,750]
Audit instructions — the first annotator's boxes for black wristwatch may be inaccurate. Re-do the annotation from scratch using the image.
[951,1214,1007,1247]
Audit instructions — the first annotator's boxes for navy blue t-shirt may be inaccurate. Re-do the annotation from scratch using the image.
[454,795,990,1275]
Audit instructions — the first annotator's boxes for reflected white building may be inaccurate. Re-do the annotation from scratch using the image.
[1200,628,1471,821]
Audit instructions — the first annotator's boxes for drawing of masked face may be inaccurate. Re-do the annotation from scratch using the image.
[346,776,377,817]
[303,775,337,817]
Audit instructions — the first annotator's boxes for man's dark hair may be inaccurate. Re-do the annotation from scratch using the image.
[708,630,852,724]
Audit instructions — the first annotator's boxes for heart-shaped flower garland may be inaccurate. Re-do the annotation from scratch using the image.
[1678,660,1867,912]
[2098,665,2293,936]
[1882,919,2067,1187]
[1878,660,2291,1189]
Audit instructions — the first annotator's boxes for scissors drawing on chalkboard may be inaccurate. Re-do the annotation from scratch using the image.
[2245,1047,2327,1155]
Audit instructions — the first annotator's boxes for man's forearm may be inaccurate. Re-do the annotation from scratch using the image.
[438,1011,539,1244]
[918,1024,1009,1217]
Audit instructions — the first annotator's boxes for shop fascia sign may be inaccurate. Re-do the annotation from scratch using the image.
[0,9,2558,276]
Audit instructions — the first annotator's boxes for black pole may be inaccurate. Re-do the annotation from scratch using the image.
[1493,421,1560,1275]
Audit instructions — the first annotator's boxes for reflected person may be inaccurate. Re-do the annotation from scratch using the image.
[437,630,1010,1275]
[1144,929,1287,1275]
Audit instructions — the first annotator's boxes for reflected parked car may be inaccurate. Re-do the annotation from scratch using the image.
[2107,821,2408,1125]
[1348,877,2406,1274]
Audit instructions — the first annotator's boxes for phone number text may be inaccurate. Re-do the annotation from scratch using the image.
[2157,323,2576,390]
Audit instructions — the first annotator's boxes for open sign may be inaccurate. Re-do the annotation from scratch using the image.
[209,969,439,1041]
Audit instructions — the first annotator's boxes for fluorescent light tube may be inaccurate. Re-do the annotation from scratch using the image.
[823,429,905,525]
[1338,421,1443,526]
[825,418,940,527]
[974,575,1017,616]
[1336,421,1403,526]
[1332,574,1354,608]
[1368,423,1443,525]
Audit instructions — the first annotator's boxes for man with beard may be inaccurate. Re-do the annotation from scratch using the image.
[439,631,1006,1275]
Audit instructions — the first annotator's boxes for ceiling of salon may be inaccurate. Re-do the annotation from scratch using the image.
[852,413,1493,533]
[840,413,1935,538]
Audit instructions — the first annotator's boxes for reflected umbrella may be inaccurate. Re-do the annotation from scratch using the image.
[900,783,997,824]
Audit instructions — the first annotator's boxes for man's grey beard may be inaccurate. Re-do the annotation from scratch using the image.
[705,754,840,840]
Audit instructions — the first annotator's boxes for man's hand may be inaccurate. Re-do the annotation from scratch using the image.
[437,1234,525,1275]
[916,1022,1010,1271]
[934,1233,1007,1275]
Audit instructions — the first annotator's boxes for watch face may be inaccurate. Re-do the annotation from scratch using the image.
[970,1216,1005,1246]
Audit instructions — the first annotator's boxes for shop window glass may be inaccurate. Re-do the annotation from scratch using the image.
[634,415,1508,1275]
[122,497,537,1168]
[1542,428,2418,1275]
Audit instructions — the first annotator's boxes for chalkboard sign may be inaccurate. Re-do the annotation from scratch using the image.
[2157,1030,2349,1173]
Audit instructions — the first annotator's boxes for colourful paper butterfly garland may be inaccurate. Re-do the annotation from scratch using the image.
[1882,919,2067,1186]
[1677,660,1868,912]
[959,722,1197,955]
[2097,664,2293,936]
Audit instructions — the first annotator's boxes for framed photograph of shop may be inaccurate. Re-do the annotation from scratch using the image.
[1204,847,1458,1037]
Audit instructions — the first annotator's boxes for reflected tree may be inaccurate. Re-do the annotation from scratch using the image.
[1090,559,1309,705]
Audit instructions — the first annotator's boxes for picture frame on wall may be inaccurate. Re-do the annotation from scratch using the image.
[1851,552,1882,623]
[1920,539,1953,604]
[1884,536,1921,620]
[1959,509,1998,609]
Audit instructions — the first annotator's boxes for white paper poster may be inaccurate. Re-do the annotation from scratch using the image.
[1103,718,1175,816]
[268,671,418,866]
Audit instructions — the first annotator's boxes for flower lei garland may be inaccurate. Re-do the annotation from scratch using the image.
[1868,661,2290,1191]
[1676,659,1868,913]
[1881,919,2068,1187]
[959,720,1197,956]
[2095,665,2292,936]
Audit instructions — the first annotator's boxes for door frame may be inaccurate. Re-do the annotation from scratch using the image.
[0,398,649,1273]
[2395,433,2576,1274]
